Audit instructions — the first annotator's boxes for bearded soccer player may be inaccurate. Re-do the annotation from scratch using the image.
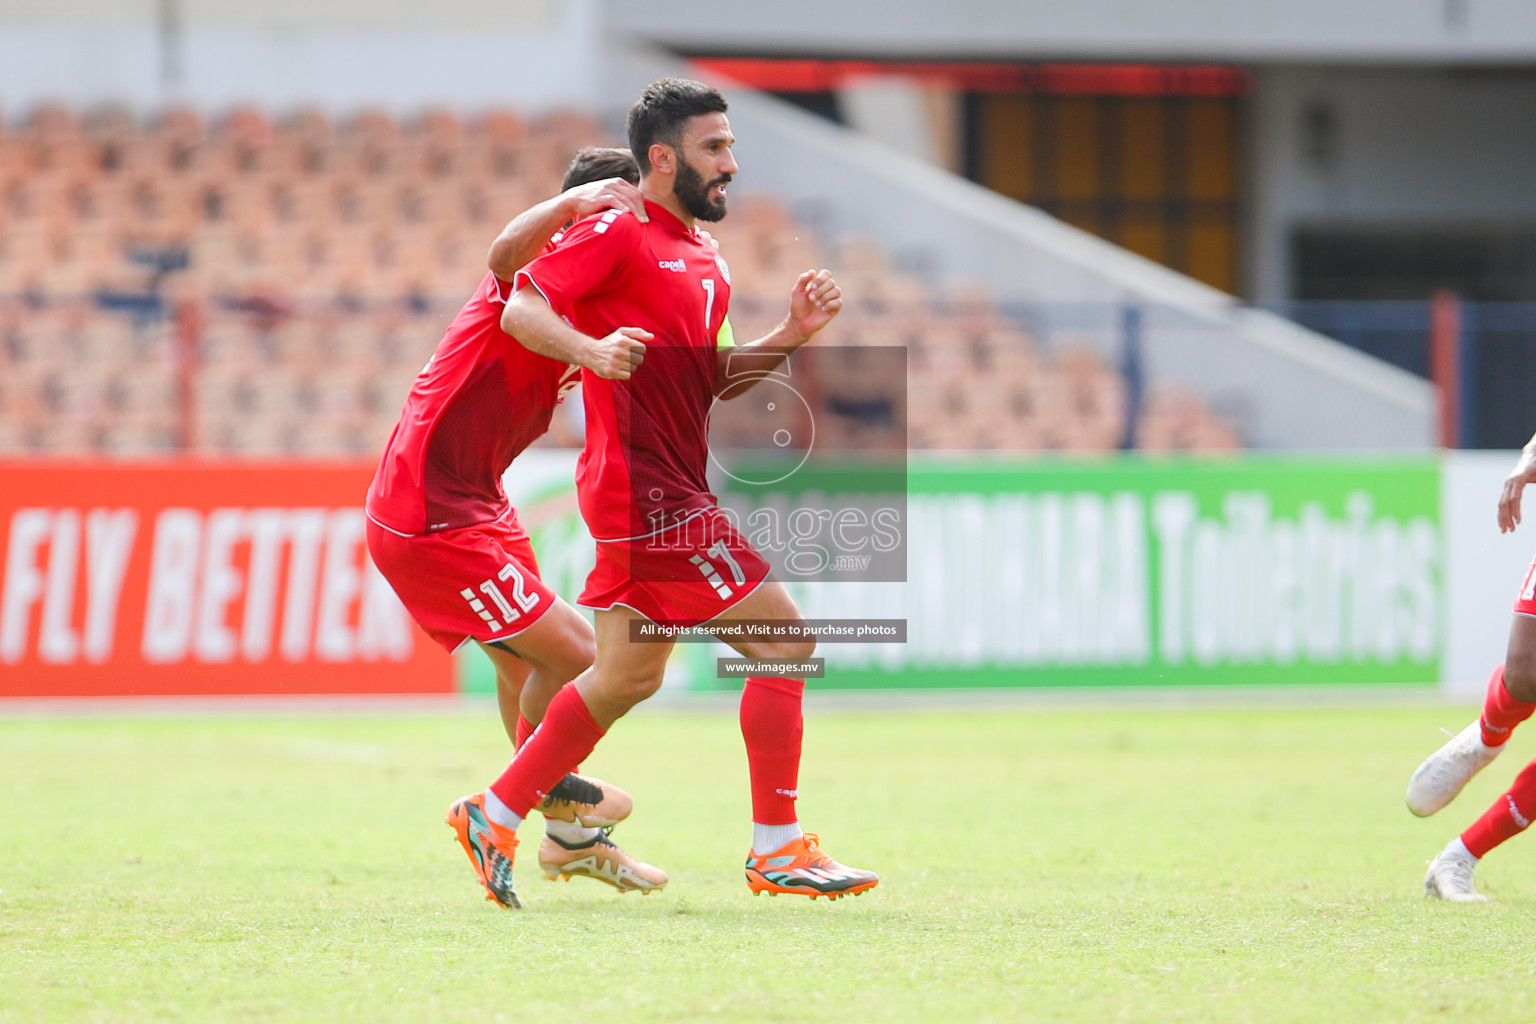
[366,147,668,899]
[443,77,880,910]
[1409,430,1536,902]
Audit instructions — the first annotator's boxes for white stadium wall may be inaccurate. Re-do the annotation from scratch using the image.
[7,0,1536,118]
[597,0,1536,62]
[0,0,603,117]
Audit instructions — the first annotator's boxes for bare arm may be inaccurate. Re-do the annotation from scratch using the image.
[500,285,651,380]
[715,269,842,397]
[1499,430,1536,533]
[486,178,647,280]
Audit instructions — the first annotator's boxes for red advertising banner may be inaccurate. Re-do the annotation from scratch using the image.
[0,461,453,697]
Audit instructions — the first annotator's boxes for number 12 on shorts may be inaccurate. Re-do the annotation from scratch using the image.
[460,561,540,631]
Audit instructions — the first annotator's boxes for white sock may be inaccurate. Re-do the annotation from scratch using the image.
[483,789,524,831]
[753,821,803,855]
[545,818,602,845]
[1445,836,1478,862]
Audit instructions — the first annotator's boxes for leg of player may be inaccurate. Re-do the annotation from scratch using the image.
[499,598,596,729]
[567,605,677,727]
[1407,614,1536,816]
[705,580,879,901]
[480,640,531,746]
[472,602,666,897]
[1425,758,1536,903]
[449,606,671,906]
[478,608,630,826]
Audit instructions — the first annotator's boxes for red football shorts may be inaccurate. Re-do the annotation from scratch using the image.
[579,506,771,628]
[366,509,558,653]
[1516,550,1536,617]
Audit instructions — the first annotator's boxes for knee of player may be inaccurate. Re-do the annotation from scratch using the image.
[769,637,816,662]
[566,629,597,672]
[539,608,597,678]
[608,668,666,704]
[1507,648,1536,701]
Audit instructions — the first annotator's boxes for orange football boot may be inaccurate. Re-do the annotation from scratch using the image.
[744,832,879,900]
[446,792,521,909]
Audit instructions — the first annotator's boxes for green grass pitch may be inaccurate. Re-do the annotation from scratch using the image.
[3,699,1536,1023]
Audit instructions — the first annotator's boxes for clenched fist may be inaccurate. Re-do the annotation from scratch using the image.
[584,327,652,380]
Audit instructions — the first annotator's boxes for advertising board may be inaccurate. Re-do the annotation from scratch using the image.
[501,453,1444,691]
[0,462,451,697]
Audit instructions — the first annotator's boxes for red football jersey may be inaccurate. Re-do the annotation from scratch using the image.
[515,199,731,541]
[366,270,578,536]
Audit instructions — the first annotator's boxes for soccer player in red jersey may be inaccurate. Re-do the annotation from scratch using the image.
[444,78,880,909]
[366,147,668,898]
[1409,431,1536,901]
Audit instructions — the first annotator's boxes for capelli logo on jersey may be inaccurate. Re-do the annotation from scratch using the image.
[657,258,687,273]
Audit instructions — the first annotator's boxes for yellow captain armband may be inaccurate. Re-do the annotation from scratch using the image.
[716,315,735,349]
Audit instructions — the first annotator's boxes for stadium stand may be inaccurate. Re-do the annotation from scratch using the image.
[0,103,1242,457]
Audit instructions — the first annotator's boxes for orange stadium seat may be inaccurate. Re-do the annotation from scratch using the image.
[0,102,1238,457]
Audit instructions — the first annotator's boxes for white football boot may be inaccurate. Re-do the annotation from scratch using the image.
[537,831,668,893]
[1423,846,1489,903]
[1405,721,1504,817]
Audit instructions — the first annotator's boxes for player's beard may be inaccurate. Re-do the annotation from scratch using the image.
[674,156,730,222]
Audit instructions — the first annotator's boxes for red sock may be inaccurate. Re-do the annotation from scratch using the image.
[739,676,805,825]
[514,711,582,774]
[1461,759,1536,858]
[488,685,605,819]
[1481,664,1535,747]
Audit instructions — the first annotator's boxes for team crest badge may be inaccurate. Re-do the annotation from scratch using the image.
[714,254,732,286]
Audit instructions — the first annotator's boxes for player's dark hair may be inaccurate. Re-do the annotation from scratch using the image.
[626,78,729,175]
[561,146,639,191]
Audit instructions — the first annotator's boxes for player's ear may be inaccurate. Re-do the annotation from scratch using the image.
[648,142,674,176]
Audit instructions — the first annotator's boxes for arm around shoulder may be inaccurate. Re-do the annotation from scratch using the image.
[486,195,577,280]
[487,179,647,280]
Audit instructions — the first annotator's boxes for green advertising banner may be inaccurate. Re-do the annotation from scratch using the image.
[471,453,1442,692]
[782,457,1441,689]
